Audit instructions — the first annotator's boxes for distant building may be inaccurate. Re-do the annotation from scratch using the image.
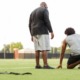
[18,48,35,54]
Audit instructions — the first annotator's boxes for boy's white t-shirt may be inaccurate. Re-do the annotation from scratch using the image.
[66,34,80,56]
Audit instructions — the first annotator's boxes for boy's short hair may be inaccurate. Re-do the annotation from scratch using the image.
[65,27,75,35]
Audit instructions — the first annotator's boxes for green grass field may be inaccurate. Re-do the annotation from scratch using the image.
[0,59,80,80]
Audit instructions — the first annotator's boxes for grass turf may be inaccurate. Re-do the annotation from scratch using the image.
[0,59,79,80]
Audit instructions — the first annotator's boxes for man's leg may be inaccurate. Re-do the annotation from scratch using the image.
[42,50,54,69]
[42,50,48,66]
[35,51,40,66]
[67,60,80,69]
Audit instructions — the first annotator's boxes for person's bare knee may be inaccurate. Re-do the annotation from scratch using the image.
[67,65,74,69]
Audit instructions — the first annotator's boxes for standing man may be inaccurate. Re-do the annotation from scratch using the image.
[29,2,54,69]
[57,27,80,69]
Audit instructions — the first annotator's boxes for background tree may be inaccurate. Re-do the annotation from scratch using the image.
[1,42,23,53]
[50,46,70,54]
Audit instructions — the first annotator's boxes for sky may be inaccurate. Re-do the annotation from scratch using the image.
[0,0,80,50]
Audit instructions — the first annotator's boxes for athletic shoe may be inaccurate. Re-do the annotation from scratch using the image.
[35,65,42,69]
[43,65,55,69]
[78,66,80,69]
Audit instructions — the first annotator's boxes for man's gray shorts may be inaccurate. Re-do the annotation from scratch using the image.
[33,35,50,51]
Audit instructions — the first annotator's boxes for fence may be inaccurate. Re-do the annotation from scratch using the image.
[0,53,70,59]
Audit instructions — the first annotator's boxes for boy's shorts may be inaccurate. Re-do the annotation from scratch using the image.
[67,54,80,65]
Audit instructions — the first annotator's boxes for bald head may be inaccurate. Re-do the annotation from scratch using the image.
[40,2,48,8]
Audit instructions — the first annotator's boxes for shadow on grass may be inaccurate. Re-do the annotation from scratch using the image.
[0,71,32,75]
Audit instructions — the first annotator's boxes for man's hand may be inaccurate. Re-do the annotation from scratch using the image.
[50,32,54,39]
[57,64,62,69]
[31,36,33,41]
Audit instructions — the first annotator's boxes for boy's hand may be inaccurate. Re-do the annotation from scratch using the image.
[57,64,62,69]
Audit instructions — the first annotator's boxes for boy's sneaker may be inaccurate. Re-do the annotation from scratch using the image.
[35,65,42,69]
[78,66,80,69]
[43,65,55,69]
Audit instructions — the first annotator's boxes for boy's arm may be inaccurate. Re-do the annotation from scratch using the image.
[57,39,67,68]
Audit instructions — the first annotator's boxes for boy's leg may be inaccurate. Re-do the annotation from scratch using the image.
[78,64,80,69]
[67,60,80,69]
[67,55,80,69]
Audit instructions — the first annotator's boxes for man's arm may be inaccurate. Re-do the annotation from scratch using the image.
[29,14,32,35]
[57,39,67,68]
[43,9,53,32]
[43,9,54,39]
[29,14,33,41]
